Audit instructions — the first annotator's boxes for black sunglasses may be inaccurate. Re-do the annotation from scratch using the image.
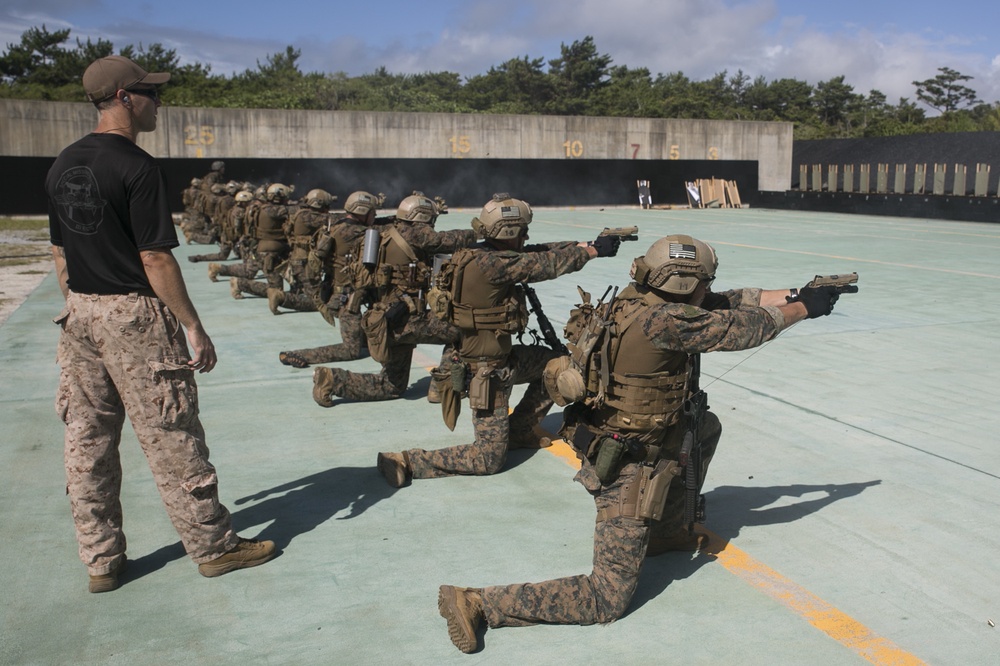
[125,87,160,101]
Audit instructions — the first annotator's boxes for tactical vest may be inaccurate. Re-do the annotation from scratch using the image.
[214,195,235,225]
[373,224,432,300]
[256,203,289,252]
[571,284,690,438]
[436,247,529,360]
[326,217,369,290]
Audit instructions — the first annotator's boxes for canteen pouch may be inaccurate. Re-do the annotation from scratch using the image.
[593,436,627,485]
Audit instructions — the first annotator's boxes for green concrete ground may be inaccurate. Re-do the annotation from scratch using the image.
[2,207,998,665]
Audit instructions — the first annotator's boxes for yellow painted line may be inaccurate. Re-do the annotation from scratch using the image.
[705,539,926,665]
[541,432,926,665]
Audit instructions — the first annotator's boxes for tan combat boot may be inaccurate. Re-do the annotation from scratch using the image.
[207,263,221,282]
[229,278,243,300]
[318,304,338,327]
[646,529,710,557]
[312,366,348,407]
[267,288,284,315]
[376,451,411,488]
[279,351,310,368]
[438,585,484,653]
[198,538,277,577]
[508,424,552,450]
[88,556,127,593]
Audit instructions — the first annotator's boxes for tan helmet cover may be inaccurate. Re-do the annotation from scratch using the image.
[632,234,718,295]
[235,190,253,203]
[266,183,290,202]
[305,188,334,210]
[225,180,240,194]
[473,193,532,240]
[542,356,586,407]
[396,195,437,223]
[345,191,378,216]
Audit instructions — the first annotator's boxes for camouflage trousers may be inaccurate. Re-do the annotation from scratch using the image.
[651,411,721,542]
[187,229,220,245]
[55,292,238,575]
[283,306,368,363]
[217,259,261,279]
[189,242,233,262]
[480,412,723,627]
[234,277,269,298]
[481,460,648,626]
[335,313,458,400]
[407,345,559,478]
[258,249,288,290]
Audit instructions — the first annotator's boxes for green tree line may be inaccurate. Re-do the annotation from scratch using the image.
[4,25,1000,139]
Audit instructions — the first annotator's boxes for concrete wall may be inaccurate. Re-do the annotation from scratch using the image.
[1,99,792,192]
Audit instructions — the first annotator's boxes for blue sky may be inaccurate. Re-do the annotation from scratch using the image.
[4,0,1000,106]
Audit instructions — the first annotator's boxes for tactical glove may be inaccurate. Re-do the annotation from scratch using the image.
[792,285,840,318]
[592,236,621,257]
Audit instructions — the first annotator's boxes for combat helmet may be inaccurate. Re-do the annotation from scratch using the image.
[266,183,291,203]
[211,160,225,172]
[235,190,254,203]
[344,191,378,217]
[225,180,240,195]
[304,189,335,210]
[396,194,437,224]
[472,193,532,240]
[631,235,717,295]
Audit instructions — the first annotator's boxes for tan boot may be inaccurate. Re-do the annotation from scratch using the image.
[88,556,127,593]
[438,585,484,653]
[312,366,347,407]
[197,538,277,577]
[207,263,221,282]
[376,451,411,488]
[267,288,284,315]
[279,351,310,368]
[229,277,243,300]
[508,424,552,450]
[318,304,338,327]
[646,530,710,557]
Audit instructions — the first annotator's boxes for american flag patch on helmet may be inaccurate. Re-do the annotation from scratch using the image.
[501,205,521,219]
[669,242,697,259]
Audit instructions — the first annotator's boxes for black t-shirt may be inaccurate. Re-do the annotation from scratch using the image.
[46,133,178,294]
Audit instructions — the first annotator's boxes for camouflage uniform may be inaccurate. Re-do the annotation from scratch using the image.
[268,204,327,313]
[180,184,211,240]
[405,241,593,478]
[478,285,784,627]
[187,186,224,245]
[189,190,237,262]
[55,293,241,574]
[316,220,476,401]
[278,215,385,364]
[214,198,263,283]
[231,197,288,298]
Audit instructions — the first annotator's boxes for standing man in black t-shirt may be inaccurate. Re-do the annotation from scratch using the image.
[47,55,276,593]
